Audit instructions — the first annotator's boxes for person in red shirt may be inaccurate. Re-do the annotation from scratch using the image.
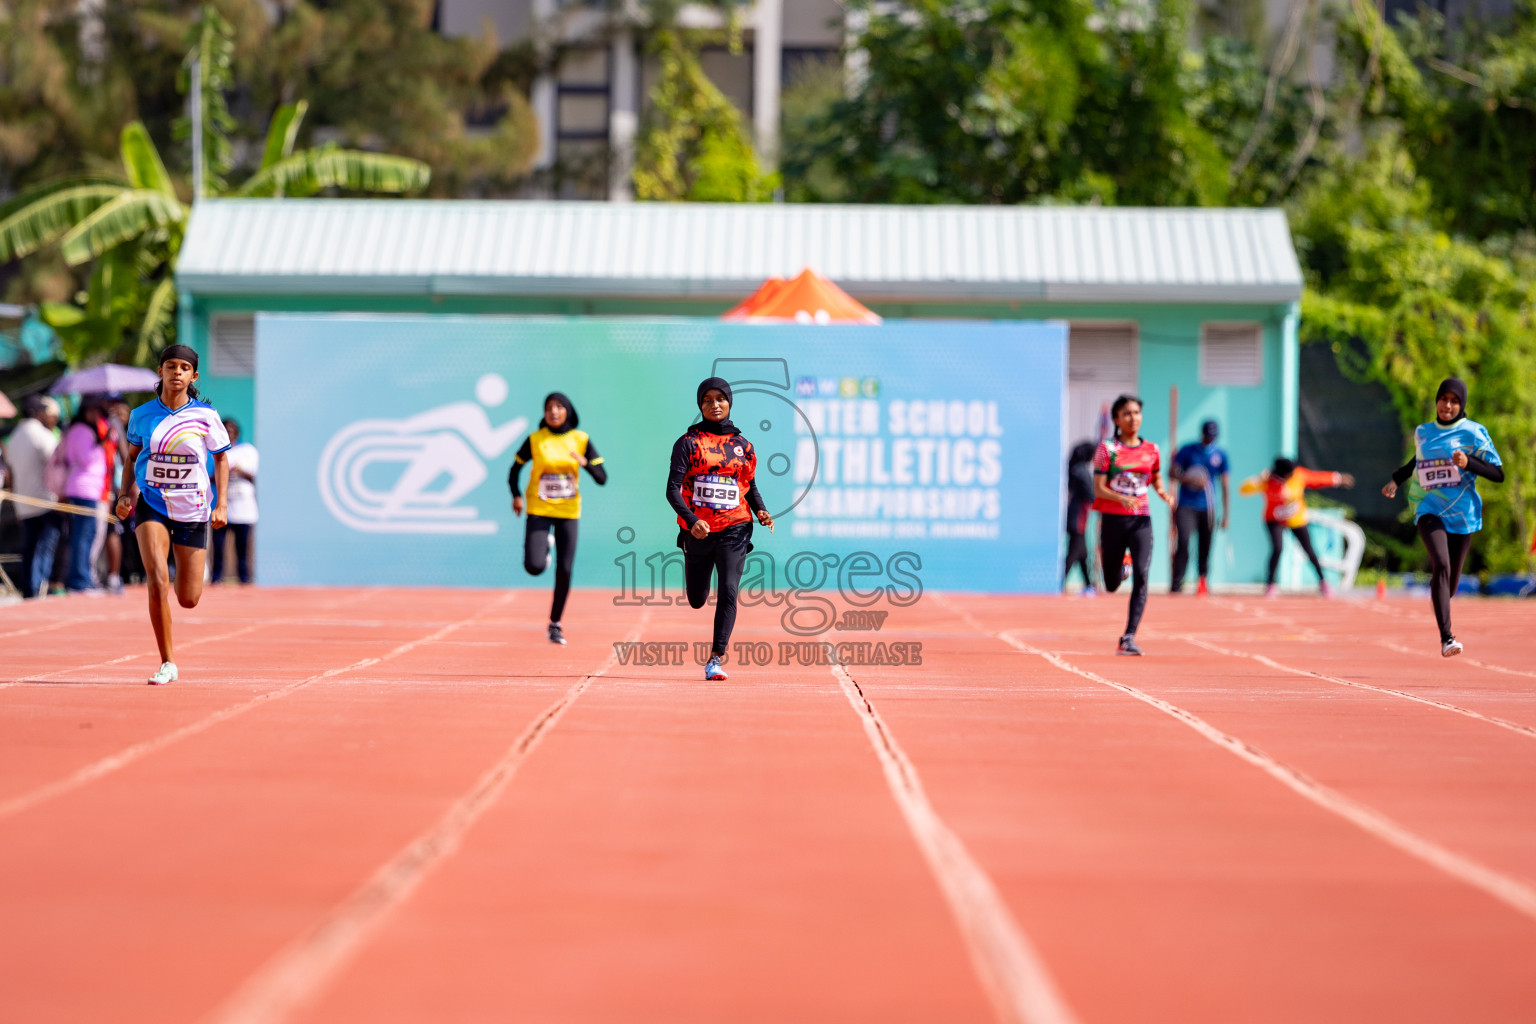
[1092,394,1173,655]
[1241,457,1353,596]
[666,377,775,681]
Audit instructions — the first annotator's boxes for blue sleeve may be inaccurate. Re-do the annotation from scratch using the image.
[1215,449,1230,476]
[1478,427,1501,466]
[126,408,145,448]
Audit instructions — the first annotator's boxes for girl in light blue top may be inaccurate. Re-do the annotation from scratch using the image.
[1381,377,1503,657]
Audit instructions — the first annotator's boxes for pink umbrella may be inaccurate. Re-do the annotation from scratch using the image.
[51,363,161,395]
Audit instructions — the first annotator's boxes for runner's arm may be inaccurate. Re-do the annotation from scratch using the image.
[745,480,767,514]
[506,438,533,497]
[115,442,141,516]
[583,439,608,485]
[1390,456,1416,486]
[1461,453,1504,482]
[211,450,230,528]
[666,436,700,528]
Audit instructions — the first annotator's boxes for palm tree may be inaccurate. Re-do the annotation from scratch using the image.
[0,18,430,368]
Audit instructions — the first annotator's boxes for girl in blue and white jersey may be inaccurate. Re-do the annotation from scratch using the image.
[115,345,232,684]
[1381,377,1503,657]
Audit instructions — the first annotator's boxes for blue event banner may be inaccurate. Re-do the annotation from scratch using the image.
[253,315,1066,592]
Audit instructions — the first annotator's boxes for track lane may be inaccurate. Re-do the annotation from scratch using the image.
[282,599,998,1024]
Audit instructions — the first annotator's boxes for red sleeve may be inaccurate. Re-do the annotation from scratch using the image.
[1300,468,1341,490]
[1092,442,1111,473]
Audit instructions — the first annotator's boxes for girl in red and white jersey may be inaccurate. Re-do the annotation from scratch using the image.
[665,377,774,681]
[1092,394,1173,655]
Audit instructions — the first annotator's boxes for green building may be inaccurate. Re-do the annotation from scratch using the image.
[176,199,1304,587]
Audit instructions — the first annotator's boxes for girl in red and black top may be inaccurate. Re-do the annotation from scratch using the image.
[1092,394,1173,655]
[666,377,775,680]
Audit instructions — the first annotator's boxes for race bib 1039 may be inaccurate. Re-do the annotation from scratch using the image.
[692,474,741,510]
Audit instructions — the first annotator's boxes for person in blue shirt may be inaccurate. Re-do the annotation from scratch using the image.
[1381,377,1502,658]
[1168,420,1229,595]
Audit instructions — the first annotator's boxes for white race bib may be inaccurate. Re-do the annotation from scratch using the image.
[538,473,577,501]
[1416,458,1462,491]
[692,474,740,510]
[1109,472,1146,497]
[147,452,200,492]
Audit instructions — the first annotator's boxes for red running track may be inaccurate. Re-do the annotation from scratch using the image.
[2,586,1534,1023]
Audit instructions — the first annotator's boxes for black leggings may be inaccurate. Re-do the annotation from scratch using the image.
[683,522,752,656]
[1099,514,1152,637]
[1171,505,1213,590]
[1265,522,1323,586]
[1417,515,1473,642]
[524,515,578,623]
[1064,530,1092,588]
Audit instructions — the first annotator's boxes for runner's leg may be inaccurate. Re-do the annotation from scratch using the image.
[1171,506,1194,592]
[136,521,175,663]
[1265,522,1285,586]
[549,518,578,623]
[1099,515,1132,593]
[523,515,551,576]
[709,525,749,656]
[1195,511,1214,579]
[683,534,715,611]
[1124,516,1153,636]
[1291,526,1326,583]
[173,540,207,609]
[1417,515,1455,641]
[1064,530,1090,587]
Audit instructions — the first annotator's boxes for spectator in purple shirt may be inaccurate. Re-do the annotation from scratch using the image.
[58,399,110,593]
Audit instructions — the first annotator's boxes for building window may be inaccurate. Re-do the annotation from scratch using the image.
[1199,323,1263,387]
[208,314,255,376]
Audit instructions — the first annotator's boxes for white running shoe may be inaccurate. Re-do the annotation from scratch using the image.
[1441,638,1463,658]
[148,662,178,685]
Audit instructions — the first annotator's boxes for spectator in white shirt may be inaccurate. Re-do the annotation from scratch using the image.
[3,396,62,597]
[211,418,258,584]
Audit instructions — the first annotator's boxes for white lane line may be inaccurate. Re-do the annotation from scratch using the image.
[1377,638,1536,683]
[1177,635,1536,741]
[0,623,269,689]
[0,595,517,823]
[832,662,1081,1024]
[0,589,384,689]
[997,629,1536,925]
[203,611,650,1024]
[0,614,136,642]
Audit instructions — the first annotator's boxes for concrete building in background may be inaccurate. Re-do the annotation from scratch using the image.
[435,0,845,199]
[175,199,1306,587]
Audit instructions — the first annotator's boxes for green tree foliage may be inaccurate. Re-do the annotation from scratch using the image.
[782,0,1227,204]
[634,29,776,202]
[1293,133,1536,570]
[0,12,431,368]
[1338,0,1536,240]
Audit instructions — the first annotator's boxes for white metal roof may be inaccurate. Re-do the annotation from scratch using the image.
[177,199,1302,304]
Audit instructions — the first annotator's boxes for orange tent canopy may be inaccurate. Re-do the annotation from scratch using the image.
[722,268,882,324]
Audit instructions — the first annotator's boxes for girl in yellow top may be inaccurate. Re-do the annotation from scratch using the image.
[509,393,606,644]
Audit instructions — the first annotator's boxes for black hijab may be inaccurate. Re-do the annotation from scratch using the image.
[1435,377,1468,423]
[541,392,578,434]
[694,376,738,435]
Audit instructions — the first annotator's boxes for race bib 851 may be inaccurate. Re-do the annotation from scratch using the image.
[1416,458,1462,491]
